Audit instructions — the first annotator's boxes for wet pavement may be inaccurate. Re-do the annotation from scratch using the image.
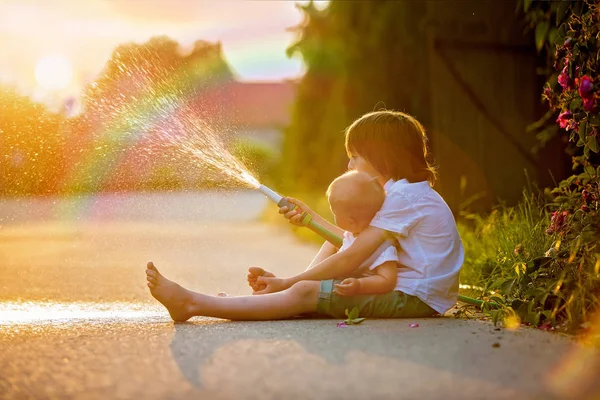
[1,192,599,399]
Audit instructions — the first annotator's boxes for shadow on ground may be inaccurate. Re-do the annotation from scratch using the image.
[169,317,600,400]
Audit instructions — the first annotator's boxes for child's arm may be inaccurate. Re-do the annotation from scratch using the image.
[333,261,397,296]
[254,227,389,294]
[306,241,338,271]
[280,197,345,239]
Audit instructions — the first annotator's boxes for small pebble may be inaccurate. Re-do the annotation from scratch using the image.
[492,343,501,348]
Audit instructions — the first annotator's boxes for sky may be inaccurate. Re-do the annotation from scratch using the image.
[0,0,326,103]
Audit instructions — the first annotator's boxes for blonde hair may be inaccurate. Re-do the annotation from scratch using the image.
[345,110,437,185]
[326,171,385,224]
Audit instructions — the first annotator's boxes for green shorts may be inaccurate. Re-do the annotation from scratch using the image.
[316,279,437,319]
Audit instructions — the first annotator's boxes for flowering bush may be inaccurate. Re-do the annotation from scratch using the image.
[469,0,600,332]
[533,0,600,331]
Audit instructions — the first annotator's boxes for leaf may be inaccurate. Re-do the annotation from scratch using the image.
[557,22,567,40]
[587,135,599,153]
[344,308,349,316]
[585,165,596,178]
[580,120,588,140]
[514,262,527,276]
[535,21,550,52]
[351,317,365,324]
[523,0,533,12]
[491,310,501,326]
[556,1,570,26]
[547,27,558,46]
[348,307,359,321]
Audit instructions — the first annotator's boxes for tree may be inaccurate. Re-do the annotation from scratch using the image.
[280,1,430,191]
[0,87,65,195]
[71,37,236,192]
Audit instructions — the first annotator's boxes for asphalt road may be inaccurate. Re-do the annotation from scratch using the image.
[1,191,599,400]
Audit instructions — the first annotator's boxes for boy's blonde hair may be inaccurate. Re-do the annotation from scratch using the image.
[326,171,385,224]
[344,110,437,185]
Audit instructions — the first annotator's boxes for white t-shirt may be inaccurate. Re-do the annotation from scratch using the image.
[339,231,398,274]
[369,179,464,314]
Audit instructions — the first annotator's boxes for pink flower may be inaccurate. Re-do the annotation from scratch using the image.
[555,46,567,63]
[336,322,347,328]
[543,87,555,106]
[558,66,572,89]
[567,119,579,132]
[582,189,593,204]
[564,37,574,49]
[579,75,594,99]
[539,322,553,331]
[556,110,573,129]
[581,205,590,213]
[546,210,569,235]
[409,323,420,328]
[514,244,523,256]
[583,96,596,112]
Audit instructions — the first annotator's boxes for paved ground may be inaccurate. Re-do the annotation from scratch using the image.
[1,192,599,400]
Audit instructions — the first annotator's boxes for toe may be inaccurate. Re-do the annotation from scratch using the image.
[147,261,158,272]
[147,282,155,289]
[146,272,157,284]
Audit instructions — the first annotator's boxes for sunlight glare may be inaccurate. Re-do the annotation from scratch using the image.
[34,55,74,91]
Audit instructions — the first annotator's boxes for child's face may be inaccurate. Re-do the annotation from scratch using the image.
[329,202,369,233]
[347,153,380,178]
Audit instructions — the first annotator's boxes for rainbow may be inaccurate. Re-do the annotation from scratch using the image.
[56,46,257,219]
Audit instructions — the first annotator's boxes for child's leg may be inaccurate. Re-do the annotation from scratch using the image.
[146,262,319,322]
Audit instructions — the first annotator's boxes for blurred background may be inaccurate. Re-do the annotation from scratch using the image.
[1,0,598,334]
[0,0,567,211]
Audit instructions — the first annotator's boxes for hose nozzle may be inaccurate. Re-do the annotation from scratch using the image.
[256,184,342,248]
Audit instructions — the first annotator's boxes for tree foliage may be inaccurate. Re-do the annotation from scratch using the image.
[472,0,600,331]
[280,1,430,191]
[0,37,234,195]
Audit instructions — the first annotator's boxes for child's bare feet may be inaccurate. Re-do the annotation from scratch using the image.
[247,267,276,293]
[146,261,195,322]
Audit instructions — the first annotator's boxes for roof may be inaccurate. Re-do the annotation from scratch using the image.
[195,80,297,129]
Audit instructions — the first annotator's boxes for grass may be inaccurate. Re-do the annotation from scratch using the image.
[458,191,554,294]
[263,188,599,333]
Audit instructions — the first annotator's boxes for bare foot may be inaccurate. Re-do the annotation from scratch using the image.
[146,261,195,322]
[247,266,276,293]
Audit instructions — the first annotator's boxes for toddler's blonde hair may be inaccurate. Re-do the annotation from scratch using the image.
[326,171,385,224]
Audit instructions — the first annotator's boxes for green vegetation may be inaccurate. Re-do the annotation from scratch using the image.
[276,0,599,333]
[280,1,429,193]
[229,137,278,186]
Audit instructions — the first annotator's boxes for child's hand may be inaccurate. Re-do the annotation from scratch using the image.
[247,266,275,293]
[279,197,312,226]
[252,276,291,295]
[334,278,361,296]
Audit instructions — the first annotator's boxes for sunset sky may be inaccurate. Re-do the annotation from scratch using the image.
[0,0,325,103]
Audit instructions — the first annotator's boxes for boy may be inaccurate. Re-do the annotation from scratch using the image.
[145,172,429,321]
[250,171,399,297]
